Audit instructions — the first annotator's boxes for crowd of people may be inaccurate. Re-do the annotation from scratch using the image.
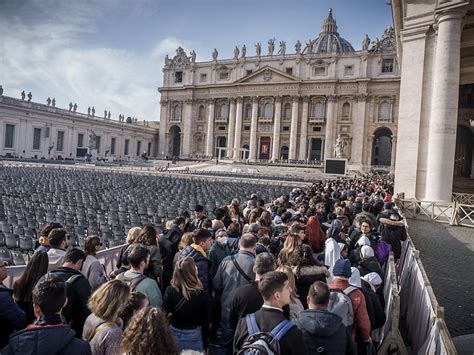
[0,173,408,354]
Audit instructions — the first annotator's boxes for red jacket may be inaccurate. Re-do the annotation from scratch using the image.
[329,278,371,342]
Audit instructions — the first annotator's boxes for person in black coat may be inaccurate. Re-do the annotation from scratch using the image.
[234,271,308,355]
[159,217,185,289]
[2,278,91,355]
[229,253,276,329]
[379,214,407,262]
[296,281,349,354]
[0,260,27,349]
[39,248,91,338]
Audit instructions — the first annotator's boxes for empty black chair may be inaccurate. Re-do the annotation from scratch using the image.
[4,233,17,249]
[0,247,12,265]
[19,236,34,252]
[10,250,26,266]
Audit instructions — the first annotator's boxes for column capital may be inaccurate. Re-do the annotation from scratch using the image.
[356,94,368,102]
[291,95,300,102]
[274,95,282,102]
[236,96,244,104]
[160,99,169,105]
[302,95,310,103]
[327,94,336,102]
[229,97,237,104]
[207,98,216,105]
[252,96,259,103]
[184,98,194,104]
[435,6,468,24]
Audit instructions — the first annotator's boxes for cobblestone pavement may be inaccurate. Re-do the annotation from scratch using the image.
[407,218,474,337]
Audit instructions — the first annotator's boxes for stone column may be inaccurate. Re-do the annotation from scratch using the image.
[351,94,368,166]
[158,99,168,159]
[324,95,336,160]
[390,135,397,172]
[227,98,236,158]
[271,96,282,161]
[298,96,309,160]
[425,10,464,202]
[233,97,243,160]
[205,99,215,157]
[288,96,299,160]
[249,97,259,161]
[182,99,193,157]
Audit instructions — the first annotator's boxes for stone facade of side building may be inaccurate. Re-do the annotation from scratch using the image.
[0,95,158,161]
[158,9,401,171]
[392,0,474,202]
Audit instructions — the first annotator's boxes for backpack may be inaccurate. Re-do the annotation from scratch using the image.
[328,286,356,327]
[374,240,391,265]
[238,313,295,355]
[115,272,147,291]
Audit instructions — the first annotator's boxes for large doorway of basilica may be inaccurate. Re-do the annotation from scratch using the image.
[259,137,271,160]
[455,125,473,177]
[216,137,227,158]
[280,146,289,160]
[371,127,392,166]
[242,145,250,160]
[169,126,181,158]
[309,138,323,162]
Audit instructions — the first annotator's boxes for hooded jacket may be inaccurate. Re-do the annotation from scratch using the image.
[2,323,91,355]
[180,244,211,291]
[0,285,27,349]
[296,309,347,354]
[159,225,184,284]
[208,236,238,280]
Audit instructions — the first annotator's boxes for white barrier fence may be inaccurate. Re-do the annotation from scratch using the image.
[4,245,123,289]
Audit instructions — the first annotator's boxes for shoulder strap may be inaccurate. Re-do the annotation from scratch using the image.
[231,254,253,283]
[66,274,83,285]
[174,295,187,314]
[87,322,115,342]
[245,313,260,336]
[129,274,147,291]
[271,319,295,341]
[343,286,357,295]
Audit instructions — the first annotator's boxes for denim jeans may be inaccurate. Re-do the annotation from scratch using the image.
[214,321,234,355]
[170,325,204,352]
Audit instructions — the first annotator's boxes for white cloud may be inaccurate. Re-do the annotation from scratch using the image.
[0,1,191,122]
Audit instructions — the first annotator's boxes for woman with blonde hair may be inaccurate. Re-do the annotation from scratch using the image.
[277,234,302,266]
[163,257,210,352]
[121,307,179,355]
[116,227,142,272]
[172,232,194,266]
[276,265,304,321]
[82,280,130,355]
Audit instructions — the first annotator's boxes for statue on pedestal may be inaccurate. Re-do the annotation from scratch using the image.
[21,91,25,100]
[278,41,286,56]
[52,98,56,107]
[295,40,301,54]
[335,135,345,158]
[0,85,3,96]
[27,92,32,101]
[87,107,91,115]
[212,48,218,61]
[241,45,246,58]
[255,42,261,57]
[73,103,77,112]
[108,111,111,119]
[69,102,73,111]
[47,97,51,106]
[233,46,239,60]
[362,34,370,51]
[190,50,196,63]
[268,38,275,56]
[91,107,95,116]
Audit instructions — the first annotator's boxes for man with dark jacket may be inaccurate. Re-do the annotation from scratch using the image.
[159,217,185,289]
[379,213,407,261]
[179,228,212,291]
[296,281,348,354]
[192,204,207,230]
[229,252,276,329]
[41,248,91,338]
[234,271,308,355]
[0,260,27,348]
[2,278,91,355]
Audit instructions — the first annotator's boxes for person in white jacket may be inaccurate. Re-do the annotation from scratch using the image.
[82,236,107,290]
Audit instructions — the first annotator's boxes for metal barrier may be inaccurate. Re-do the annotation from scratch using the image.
[452,193,474,205]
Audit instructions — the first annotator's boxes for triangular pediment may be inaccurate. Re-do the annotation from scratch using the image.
[236,66,298,84]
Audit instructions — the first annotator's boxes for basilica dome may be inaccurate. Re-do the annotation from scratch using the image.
[308,9,354,54]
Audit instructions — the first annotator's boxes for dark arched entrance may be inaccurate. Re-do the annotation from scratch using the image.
[169,126,181,158]
[372,127,392,166]
[242,145,249,160]
[216,136,227,158]
[281,146,289,160]
[454,125,473,177]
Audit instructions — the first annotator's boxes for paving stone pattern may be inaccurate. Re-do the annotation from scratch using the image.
[407,218,474,337]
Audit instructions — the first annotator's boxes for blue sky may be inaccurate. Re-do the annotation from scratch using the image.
[0,0,393,122]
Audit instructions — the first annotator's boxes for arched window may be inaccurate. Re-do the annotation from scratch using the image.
[378,101,390,121]
[342,102,350,120]
[283,103,292,119]
[245,104,252,120]
[313,102,325,119]
[198,105,205,120]
[264,103,273,119]
[219,104,229,119]
[173,105,181,121]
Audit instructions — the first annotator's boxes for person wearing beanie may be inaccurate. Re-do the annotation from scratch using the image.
[328,259,371,344]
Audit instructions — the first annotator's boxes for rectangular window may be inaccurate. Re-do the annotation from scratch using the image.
[4,124,15,148]
[219,71,229,80]
[111,138,116,155]
[57,131,64,151]
[244,125,250,131]
[282,126,290,132]
[312,126,322,132]
[382,59,394,73]
[286,67,293,75]
[200,73,207,82]
[124,139,129,155]
[218,126,226,131]
[95,136,101,153]
[33,128,41,150]
[313,66,326,75]
[175,71,183,83]
[344,65,353,75]
[136,141,142,156]
[77,133,84,147]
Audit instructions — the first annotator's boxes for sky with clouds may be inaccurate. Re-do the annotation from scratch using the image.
[0,0,393,122]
